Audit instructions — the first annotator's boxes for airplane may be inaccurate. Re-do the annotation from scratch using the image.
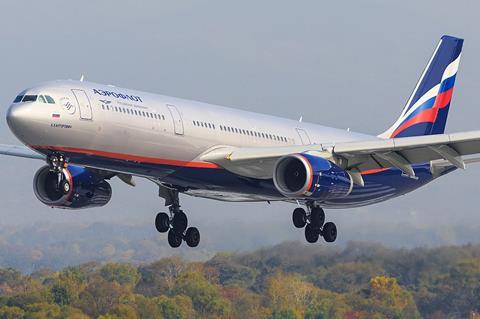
[2,35,480,248]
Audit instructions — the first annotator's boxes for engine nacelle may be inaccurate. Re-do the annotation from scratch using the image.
[273,153,353,200]
[33,165,112,209]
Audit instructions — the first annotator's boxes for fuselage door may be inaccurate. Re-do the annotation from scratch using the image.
[166,104,184,135]
[72,89,92,120]
[296,128,311,145]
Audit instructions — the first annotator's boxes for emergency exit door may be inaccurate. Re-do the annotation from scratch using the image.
[296,128,311,145]
[72,89,92,120]
[166,104,184,135]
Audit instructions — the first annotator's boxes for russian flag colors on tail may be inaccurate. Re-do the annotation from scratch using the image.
[380,35,463,139]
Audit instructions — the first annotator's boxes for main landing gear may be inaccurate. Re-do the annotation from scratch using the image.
[292,204,337,243]
[155,186,200,248]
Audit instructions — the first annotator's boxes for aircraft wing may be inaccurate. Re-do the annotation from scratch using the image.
[200,130,480,179]
[0,144,138,186]
[0,144,45,160]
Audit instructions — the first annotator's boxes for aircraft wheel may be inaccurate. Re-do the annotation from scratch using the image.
[310,207,325,229]
[60,179,71,195]
[292,208,307,228]
[185,227,200,247]
[168,229,183,248]
[305,224,319,243]
[155,213,170,233]
[322,222,337,243]
[172,210,188,234]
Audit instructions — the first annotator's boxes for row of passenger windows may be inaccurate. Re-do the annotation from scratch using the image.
[192,120,289,142]
[193,121,215,129]
[13,94,55,104]
[101,104,166,120]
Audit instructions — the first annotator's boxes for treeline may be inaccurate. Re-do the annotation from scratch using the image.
[0,241,479,318]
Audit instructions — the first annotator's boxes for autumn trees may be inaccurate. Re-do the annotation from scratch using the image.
[0,242,478,318]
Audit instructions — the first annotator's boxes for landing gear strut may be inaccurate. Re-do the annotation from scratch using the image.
[292,204,337,244]
[47,153,71,194]
[155,185,200,248]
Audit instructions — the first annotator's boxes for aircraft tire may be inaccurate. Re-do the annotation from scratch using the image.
[310,207,325,229]
[172,211,188,234]
[155,213,170,233]
[185,227,200,247]
[60,179,71,195]
[168,229,183,248]
[305,224,319,243]
[322,222,337,243]
[292,208,307,228]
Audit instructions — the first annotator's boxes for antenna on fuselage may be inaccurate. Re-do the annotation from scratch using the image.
[80,75,85,82]
[298,116,303,122]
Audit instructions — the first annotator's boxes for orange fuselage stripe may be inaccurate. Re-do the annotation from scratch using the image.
[31,145,221,169]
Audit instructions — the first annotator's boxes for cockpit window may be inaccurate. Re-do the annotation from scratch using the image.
[38,95,47,103]
[13,95,24,103]
[22,95,38,102]
[45,95,55,104]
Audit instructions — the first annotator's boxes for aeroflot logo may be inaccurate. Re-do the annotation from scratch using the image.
[93,89,143,102]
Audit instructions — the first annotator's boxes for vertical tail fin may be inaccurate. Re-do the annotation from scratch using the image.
[379,35,463,138]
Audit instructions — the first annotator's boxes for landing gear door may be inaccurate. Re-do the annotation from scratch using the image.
[166,104,184,135]
[72,89,93,120]
[296,128,311,145]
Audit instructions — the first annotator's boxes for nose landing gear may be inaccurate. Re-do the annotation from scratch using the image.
[155,186,201,248]
[47,153,71,194]
[292,204,337,244]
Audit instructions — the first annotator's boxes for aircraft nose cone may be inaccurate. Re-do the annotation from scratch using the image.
[6,103,34,143]
[7,104,26,132]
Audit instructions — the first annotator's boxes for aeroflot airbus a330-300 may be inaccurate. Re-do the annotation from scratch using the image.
[2,35,480,248]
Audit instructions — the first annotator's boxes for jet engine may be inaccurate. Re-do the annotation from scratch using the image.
[273,153,353,200]
[33,165,112,209]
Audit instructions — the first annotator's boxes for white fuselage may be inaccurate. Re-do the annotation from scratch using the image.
[9,80,435,206]
[8,80,373,173]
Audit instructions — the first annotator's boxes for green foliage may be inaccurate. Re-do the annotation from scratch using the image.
[268,308,301,319]
[100,263,140,287]
[101,304,138,319]
[311,262,385,293]
[173,271,231,317]
[76,278,125,318]
[1,242,480,318]
[24,302,61,319]
[206,254,258,288]
[348,276,421,319]
[136,257,186,297]
[0,306,24,319]
[157,294,194,319]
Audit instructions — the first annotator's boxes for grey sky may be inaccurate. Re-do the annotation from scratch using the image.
[0,1,479,246]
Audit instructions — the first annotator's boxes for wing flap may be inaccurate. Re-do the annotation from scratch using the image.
[200,130,480,179]
[335,130,480,172]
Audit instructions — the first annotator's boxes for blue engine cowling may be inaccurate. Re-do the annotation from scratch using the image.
[33,165,112,209]
[273,153,353,200]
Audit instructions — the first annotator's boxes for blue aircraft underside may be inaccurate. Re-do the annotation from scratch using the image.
[47,150,453,208]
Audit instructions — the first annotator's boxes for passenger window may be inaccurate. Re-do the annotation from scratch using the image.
[45,95,55,104]
[22,95,37,102]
